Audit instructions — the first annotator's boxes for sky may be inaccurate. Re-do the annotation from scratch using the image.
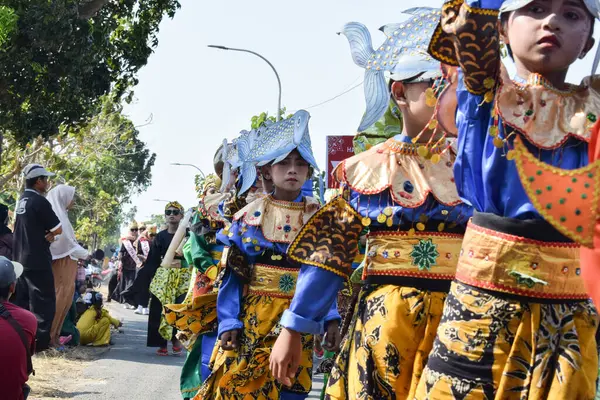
[125,0,599,222]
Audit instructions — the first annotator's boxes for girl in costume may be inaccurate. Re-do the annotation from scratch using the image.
[146,201,191,356]
[412,0,600,398]
[270,8,472,399]
[196,111,341,400]
[164,174,229,399]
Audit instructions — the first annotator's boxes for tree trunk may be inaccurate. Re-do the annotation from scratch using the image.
[78,0,109,19]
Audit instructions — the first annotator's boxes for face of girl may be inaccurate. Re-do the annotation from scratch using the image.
[503,0,594,77]
[265,151,310,197]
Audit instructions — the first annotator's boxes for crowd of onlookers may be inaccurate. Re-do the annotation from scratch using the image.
[0,164,122,400]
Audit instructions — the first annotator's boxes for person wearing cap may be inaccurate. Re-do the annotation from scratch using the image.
[13,163,63,352]
[0,256,37,400]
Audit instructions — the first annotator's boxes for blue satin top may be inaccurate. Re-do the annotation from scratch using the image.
[215,193,340,337]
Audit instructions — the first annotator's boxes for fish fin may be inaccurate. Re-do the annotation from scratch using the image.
[339,22,374,69]
[238,164,257,195]
[592,40,600,75]
[220,162,231,192]
[358,69,388,132]
[292,110,311,146]
[298,135,319,171]
[237,129,255,165]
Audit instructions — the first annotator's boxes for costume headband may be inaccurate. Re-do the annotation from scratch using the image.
[165,201,184,211]
[339,7,442,131]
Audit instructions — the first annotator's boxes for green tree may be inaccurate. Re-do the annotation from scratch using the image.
[0,96,155,249]
[0,0,180,146]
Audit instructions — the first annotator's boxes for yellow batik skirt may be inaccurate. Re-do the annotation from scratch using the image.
[327,231,462,399]
[326,284,446,400]
[163,247,225,349]
[195,264,314,400]
[415,222,600,400]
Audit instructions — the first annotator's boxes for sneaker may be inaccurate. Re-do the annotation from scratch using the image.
[125,304,136,310]
[142,307,150,315]
[134,306,144,314]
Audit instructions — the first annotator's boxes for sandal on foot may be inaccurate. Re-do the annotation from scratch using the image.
[156,348,169,356]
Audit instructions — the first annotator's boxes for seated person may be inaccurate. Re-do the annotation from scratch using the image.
[0,256,37,400]
[76,292,122,346]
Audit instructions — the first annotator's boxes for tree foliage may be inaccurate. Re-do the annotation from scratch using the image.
[250,108,292,130]
[0,97,155,249]
[0,0,180,144]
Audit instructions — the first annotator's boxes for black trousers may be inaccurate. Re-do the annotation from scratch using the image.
[108,272,118,302]
[147,292,186,348]
[16,268,56,352]
[122,266,152,308]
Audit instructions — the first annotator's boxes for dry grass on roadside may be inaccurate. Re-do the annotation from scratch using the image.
[28,346,108,399]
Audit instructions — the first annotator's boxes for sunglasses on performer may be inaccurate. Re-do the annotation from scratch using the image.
[130,228,139,232]
[165,210,181,216]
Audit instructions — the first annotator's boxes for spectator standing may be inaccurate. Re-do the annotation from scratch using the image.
[112,223,140,306]
[0,256,37,400]
[47,185,88,348]
[0,204,13,258]
[13,164,63,352]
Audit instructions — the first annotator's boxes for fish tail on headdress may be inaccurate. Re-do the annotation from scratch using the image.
[340,22,375,69]
[340,22,389,132]
[238,163,257,196]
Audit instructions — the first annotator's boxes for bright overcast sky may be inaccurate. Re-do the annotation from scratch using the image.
[125,0,599,222]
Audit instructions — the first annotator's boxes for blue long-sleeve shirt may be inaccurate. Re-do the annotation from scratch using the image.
[281,136,473,334]
[456,0,588,217]
[215,194,340,338]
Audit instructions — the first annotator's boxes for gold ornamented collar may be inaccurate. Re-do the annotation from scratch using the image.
[333,138,462,208]
[234,195,320,243]
[496,65,600,149]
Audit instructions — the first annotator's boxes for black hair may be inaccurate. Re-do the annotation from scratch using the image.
[500,11,595,61]
[25,177,42,189]
[0,284,10,300]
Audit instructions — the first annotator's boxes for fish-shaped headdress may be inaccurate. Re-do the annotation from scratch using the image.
[500,0,600,74]
[219,130,252,192]
[339,7,442,132]
[236,110,318,195]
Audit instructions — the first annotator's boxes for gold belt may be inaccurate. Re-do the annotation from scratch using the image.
[248,264,299,299]
[365,231,463,280]
[455,222,586,300]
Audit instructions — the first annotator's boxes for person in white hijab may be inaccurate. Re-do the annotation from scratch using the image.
[47,184,88,348]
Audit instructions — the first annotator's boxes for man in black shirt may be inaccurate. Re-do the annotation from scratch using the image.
[13,164,63,352]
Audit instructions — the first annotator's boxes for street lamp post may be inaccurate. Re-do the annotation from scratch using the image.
[171,163,205,178]
[208,45,282,121]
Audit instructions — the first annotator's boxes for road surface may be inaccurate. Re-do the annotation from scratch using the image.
[72,302,324,399]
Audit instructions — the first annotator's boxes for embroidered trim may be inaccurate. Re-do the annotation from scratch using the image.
[468,220,579,248]
[288,197,363,278]
[455,274,590,300]
[511,135,600,247]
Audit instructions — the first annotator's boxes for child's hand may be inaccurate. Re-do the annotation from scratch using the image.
[270,328,302,387]
[220,329,241,350]
[323,320,342,352]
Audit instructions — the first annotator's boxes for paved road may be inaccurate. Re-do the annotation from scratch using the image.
[74,302,324,399]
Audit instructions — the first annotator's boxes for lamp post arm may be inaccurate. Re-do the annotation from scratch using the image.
[208,45,282,121]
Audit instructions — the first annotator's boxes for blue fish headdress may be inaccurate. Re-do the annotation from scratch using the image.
[339,7,442,132]
[500,0,600,74]
[236,109,319,195]
[219,138,240,192]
